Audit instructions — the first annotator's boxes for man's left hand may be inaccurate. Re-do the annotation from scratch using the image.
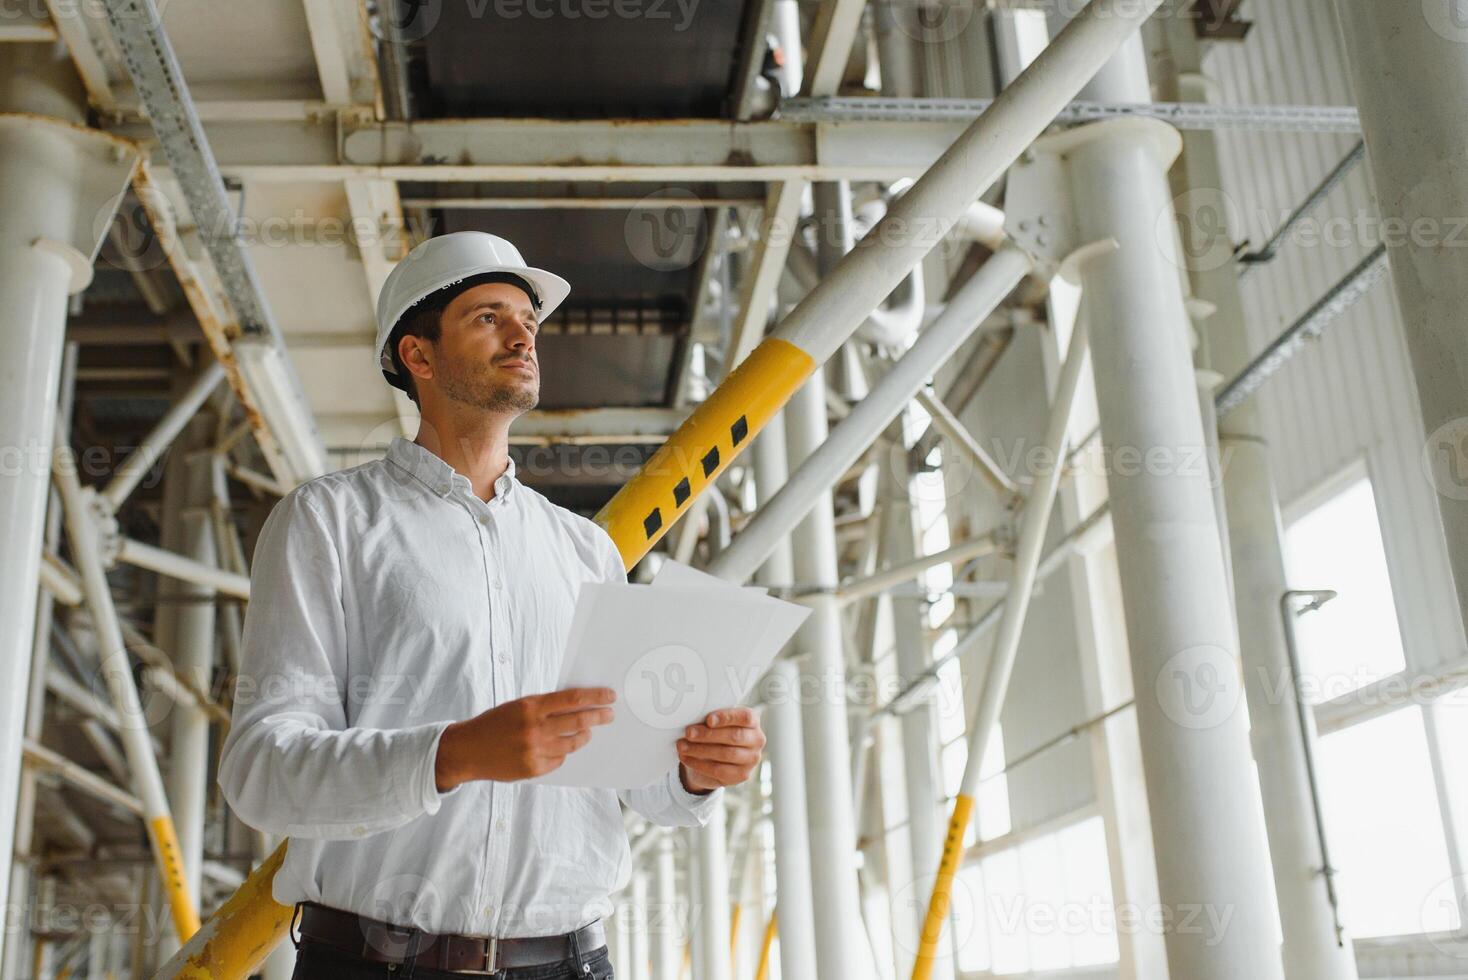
[677,707,765,795]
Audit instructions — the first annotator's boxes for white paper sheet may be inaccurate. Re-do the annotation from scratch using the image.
[527,562,809,789]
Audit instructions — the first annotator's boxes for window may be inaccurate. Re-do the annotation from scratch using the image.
[1315,706,1459,937]
[952,816,1119,974]
[1284,472,1407,703]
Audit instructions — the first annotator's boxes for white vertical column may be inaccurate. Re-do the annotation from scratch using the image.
[695,799,732,980]
[630,870,651,980]
[877,436,952,980]
[784,372,868,980]
[653,835,680,980]
[0,44,134,961]
[1333,0,1468,639]
[1161,18,1358,976]
[785,181,869,980]
[1064,116,1285,980]
[167,409,219,905]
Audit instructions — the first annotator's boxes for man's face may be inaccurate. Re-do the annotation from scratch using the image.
[427,281,541,414]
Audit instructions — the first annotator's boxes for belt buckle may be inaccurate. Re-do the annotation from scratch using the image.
[458,936,500,976]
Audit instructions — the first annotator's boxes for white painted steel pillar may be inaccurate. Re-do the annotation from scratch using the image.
[695,793,732,980]
[1162,19,1358,977]
[1333,0,1468,643]
[630,869,651,980]
[753,416,821,980]
[877,437,952,980]
[0,43,138,961]
[4,344,76,980]
[653,834,680,980]
[782,181,870,980]
[1062,116,1285,979]
[166,409,220,905]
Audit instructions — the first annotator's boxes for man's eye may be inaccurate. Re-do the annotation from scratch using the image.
[479,313,495,323]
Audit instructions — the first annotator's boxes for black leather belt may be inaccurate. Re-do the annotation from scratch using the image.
[293,901,606,975]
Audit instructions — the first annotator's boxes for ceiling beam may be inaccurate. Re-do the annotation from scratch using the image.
[109,116,968,183]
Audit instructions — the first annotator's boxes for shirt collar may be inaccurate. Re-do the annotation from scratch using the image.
[385,436,517,502]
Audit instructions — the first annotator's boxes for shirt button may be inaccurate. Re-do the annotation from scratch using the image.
[491,579,503,590]
[495,818,508,832]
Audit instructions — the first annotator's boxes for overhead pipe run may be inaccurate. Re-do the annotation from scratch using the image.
[158,1,1180,973]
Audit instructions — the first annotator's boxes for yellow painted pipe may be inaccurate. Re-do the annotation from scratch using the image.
[151,815,202,940]
[910,794,974,980]
[754,911,778,980]
[594,336,816,567]
[155,842,292,980]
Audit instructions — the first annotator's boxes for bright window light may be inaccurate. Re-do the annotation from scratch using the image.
[1284,474,1407,703]
[936,655,966,744]
[1316,705,1459,938]
[953,816,1118,974]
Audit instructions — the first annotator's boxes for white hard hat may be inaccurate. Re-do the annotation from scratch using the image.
[374,231,571,392]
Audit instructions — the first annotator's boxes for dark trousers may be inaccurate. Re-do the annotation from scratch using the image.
[290,936,615,980]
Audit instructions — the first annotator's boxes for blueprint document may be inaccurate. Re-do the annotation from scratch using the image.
[527,560,810,789]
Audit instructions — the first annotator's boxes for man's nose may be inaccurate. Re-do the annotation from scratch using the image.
[506,318,535,350]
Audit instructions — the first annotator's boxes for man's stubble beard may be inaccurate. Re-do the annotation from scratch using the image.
[438,357,539,414]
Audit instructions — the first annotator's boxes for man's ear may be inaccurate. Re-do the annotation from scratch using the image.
[398,333,434,387]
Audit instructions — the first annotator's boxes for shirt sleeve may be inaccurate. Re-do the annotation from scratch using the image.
[597,527,725,827]
[619,766,724,828]
[217,488,460,841]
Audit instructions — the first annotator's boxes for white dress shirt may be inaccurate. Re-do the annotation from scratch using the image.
[219,436,721,938]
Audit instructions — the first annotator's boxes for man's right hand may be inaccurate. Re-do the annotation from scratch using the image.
[434,687,616,792]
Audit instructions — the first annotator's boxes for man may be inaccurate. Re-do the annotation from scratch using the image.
[219,231,765,979]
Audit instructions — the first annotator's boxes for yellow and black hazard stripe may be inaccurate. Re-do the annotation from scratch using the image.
[596,337,816,569]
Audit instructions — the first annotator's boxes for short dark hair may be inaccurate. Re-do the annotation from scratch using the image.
[384,271,542,405]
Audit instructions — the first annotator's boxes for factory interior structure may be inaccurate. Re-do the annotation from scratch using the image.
[3,0,1468,977]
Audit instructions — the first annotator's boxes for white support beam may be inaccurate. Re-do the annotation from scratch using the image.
[109,116,978,184]
[802,0,867,97]
[343,177,416,435]
[300,0,382,110]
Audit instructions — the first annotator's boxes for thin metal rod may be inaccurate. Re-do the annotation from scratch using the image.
[118,538,251,600]
[102,361,225,510]
[1238,141,1366,272]
[836,532,1000,606]
[23,741,145,817]
[913,387,1020,497]
[1215,244,1388,417]
[1279,590,1347,947]
[910,315,1091,979]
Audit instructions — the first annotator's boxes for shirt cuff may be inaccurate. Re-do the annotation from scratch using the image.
[406,720,463,817]
[668,765,723,823]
